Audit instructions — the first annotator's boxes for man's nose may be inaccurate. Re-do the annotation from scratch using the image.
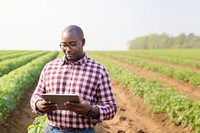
[66,46,72,52]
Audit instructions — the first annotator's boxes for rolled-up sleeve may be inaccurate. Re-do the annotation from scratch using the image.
[95,68,117,122]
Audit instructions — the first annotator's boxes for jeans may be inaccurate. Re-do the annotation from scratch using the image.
[43,124,95,133]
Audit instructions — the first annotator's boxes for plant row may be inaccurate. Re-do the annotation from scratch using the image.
[123,51,200,69]
[0,51,58,123]
[0,51,48,77]
[128,49,200,61]
[0,50,28,55]
[0,51,33,62]
[95,52,200,87]
[89,53,200,133]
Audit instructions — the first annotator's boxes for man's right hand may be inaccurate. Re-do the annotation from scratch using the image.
[36,100,58,113]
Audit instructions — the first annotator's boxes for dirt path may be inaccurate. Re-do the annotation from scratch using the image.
[0,78,194,133]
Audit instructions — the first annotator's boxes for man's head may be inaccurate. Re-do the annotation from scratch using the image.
[60,25,85,62]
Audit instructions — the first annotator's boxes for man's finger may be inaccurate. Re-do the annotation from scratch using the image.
[42,101,52,105]
[64,101,80,107]
[42,104,58,112]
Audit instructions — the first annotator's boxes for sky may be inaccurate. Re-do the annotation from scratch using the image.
[0,0,200,51]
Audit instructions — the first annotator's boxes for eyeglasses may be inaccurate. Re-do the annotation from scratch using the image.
[60,40,81,49]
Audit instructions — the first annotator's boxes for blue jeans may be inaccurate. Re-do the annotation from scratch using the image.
[43,124,95,133]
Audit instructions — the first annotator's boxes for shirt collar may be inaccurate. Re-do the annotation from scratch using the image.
[61,52,87,66]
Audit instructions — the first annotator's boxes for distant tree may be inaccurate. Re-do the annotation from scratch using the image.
[128,33,200,50]
[173,33,186,48]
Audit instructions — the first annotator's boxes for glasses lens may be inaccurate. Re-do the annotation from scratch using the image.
[60,41,80,48]
[69,42,78,46]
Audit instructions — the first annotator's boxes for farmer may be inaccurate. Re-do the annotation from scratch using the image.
[30,25,117,133]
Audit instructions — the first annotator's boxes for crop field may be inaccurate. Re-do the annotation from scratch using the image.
[1,49,200,133]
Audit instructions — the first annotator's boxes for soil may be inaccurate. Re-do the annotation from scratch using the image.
[0,56,197,133]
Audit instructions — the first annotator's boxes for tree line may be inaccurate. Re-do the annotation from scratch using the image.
[128,33,200,49]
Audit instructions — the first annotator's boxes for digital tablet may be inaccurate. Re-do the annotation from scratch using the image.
[42,94,80,110]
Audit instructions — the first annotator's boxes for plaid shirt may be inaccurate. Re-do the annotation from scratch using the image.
[30,53,117,129]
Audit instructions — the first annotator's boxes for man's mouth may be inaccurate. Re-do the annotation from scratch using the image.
[67,54,73,58]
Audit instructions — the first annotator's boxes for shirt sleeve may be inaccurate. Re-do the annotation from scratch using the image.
[30,66,46,115]
[95,68,117,122]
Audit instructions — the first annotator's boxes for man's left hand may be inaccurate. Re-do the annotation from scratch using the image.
[64,99,91,115]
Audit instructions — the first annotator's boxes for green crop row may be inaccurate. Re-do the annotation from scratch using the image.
[0,51,33,62]
[126,49,200,61]
[0,51,58,123]
[89,53,200,133]
[121,51,200,69]
[0,50,28,55]
[0,51,48,77]
[95,52,200,87]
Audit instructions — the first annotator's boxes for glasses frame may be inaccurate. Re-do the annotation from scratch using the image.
[60,40,81,49]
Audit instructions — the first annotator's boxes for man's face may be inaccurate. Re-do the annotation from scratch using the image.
[60,30,85,62]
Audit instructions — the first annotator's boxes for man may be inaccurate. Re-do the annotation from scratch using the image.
[30,25,117,133]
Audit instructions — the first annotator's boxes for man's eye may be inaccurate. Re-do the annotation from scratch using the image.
[69,42,77,46]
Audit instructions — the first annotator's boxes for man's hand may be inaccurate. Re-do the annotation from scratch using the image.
[64,99,91,115]
[36,100,58,113]
[64,99,100,119]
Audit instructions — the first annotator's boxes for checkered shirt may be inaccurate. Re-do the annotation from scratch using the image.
[30,53,117,129]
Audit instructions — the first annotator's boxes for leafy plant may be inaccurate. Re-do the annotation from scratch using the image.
[28,115,47,133]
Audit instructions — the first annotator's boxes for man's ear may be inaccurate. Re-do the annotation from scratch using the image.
[82,39,85,46]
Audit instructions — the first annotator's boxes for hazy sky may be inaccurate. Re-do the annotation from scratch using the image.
[0,0,200,51]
